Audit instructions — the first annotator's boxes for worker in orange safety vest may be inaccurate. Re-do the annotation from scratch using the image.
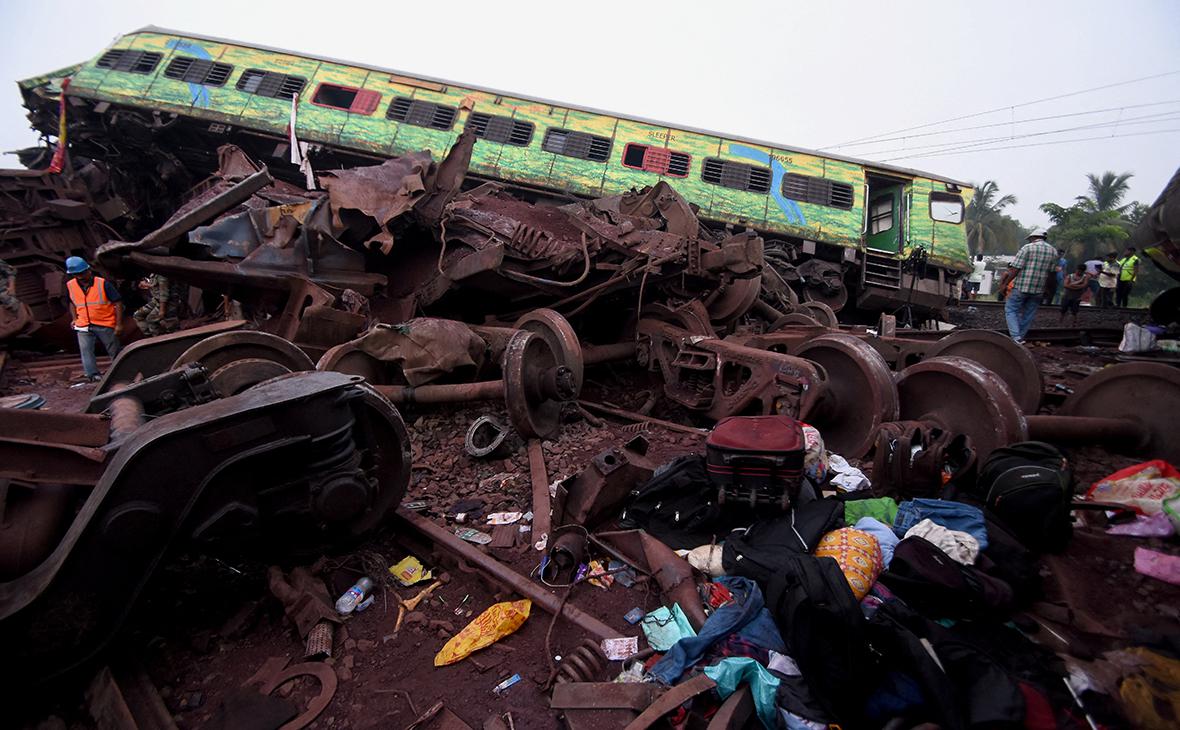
[65,256,122,382]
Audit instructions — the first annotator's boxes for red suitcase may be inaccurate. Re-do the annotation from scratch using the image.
[706,415,805,510]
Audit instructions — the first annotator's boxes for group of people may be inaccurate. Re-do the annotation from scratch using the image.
[1000,231,1141,343]
[62,256,182,381]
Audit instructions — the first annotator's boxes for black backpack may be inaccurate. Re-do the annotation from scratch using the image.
[975,441,1073,553]
[764,554,871,726]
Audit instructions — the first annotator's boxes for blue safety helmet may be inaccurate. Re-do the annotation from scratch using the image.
[65,256,90,274]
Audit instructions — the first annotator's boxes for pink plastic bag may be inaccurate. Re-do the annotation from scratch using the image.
[1133,547,1180,587]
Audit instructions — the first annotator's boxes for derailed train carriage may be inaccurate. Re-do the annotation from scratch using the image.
[8,26,975,326]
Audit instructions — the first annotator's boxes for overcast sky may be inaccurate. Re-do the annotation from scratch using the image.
[1,0,1177,227]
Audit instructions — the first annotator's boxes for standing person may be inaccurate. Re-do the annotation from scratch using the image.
[1083,257,1103,302]
[999,230,1057,344]
[1115,246,1140,308]
[1098,252,1120,308]
[1058,264,1090,326]
[0,260,20,315]
[133,273,182,337]
[65,256,122,382]
[1048,248,1067,304]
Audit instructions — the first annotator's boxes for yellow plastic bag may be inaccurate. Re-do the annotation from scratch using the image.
[433,599,531,666]
[389,556,433,586]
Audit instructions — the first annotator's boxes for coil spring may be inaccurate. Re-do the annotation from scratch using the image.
[555,639,607,683]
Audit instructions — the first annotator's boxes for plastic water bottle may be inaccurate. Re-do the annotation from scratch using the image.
[335,577,374,614]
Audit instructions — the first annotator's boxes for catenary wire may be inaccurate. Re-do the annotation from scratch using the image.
[819,70,1180,149]
[876,128,1180,162]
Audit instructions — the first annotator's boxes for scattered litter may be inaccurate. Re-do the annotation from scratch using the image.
[403,500,429,511]
[623,608,645,625]
[354,595,376,613]
[1106,512,1175,538]
[454,527,493,545]
[600,636,639,661]
[434,600,531,666]
[390,556,434,586]
[491,674,521,695]
[1086,460,1180,514]
[335,577,374,615]
[486,511,522,525]
[587,560,613,589]
[1133,547,1180,586]
[609,560,638,587]
[615,662,646,683]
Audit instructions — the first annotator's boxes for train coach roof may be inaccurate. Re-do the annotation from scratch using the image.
[42,25,974,189]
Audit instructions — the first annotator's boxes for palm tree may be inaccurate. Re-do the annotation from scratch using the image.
[966,180,1017,254]
[1076,171,1133,213]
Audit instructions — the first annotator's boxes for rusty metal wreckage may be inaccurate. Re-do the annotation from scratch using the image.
[3,132,1180,722]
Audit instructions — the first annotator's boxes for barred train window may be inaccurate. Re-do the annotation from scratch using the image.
[542,129,612,162]
[386,97,458,130]
[236,69,306,100]
[701,158,772,193]
[311,84,381,114]
[782,173,854,210]
[929,192,964,224]
[622,143,691,177]
[466,113,534,146]
[869,195,894,234]
[96,49,163,75]
[164,57,233,87]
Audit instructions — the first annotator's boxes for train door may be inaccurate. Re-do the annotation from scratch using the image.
[864,174,908,253]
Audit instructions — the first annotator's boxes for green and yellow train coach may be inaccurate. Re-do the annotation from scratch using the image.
[20,26,975,315]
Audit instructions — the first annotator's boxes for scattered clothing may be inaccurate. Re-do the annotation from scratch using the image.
[904,518,981,565]
[894,498,989,550]
[843,497,899,527]
[828,453,870,492]
[648,576,784,685]
[854,516,900,568]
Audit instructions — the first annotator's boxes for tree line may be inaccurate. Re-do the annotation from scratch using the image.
[966,172,1169,306]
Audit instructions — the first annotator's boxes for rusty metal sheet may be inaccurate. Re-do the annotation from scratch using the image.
[550,683,661,711]
[352,319,488,387]
[320,151,434,230]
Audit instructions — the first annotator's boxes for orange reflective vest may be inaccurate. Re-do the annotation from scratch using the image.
[67,276,118,328]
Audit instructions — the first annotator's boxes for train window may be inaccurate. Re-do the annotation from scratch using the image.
[701,158,771,193]
[236,69,307,100]
[622,143,691,177]
[163,57,234,87]
[869,195,894,234]
[467,112,534,146]
[930,191,964,223]
[542,129,612,162]
[311,84,381,114]
[96,49,163,75]
[782,173,854,210]
[386,97,458,130]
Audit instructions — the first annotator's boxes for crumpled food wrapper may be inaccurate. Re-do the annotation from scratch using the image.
[434,600,531,666]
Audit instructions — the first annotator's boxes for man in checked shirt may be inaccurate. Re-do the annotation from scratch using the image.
[998,230,1058,344]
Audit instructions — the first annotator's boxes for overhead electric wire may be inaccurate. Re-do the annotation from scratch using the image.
[830,99,1180,147]
[876,128,1180,162]
[852,110,1180,158]
[819,69,1180,149]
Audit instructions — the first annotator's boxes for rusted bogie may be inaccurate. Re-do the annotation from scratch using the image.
[0,371,412,687]
[637,317,824,422]
[371,329,578,439]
